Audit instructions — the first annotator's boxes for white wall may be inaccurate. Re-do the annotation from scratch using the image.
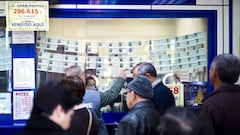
[48,18,177,41]
[232,0,240,57]
[175,18,208,36]
[47,18,206,41]
[232,0,240,84]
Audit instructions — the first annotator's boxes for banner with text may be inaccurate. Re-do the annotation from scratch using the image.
[6,1,49,31]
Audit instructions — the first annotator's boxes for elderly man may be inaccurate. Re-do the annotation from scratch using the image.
[65,65,127,107]
[131,62,175,115]
[65,65,127,135]
[115,75,160,135]
[199,54,240,135]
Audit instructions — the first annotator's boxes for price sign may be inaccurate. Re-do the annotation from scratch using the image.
[166,84,184,106]
[6,1,49,31]
[13,91,34,120]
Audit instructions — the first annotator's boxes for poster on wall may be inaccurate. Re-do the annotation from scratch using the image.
[6,1,49,31]
[12,31,34,44]
[166,84,184,106]
[0,93,11,114]
[0,1,6,16]
[13,91,34,120]
[13,58,35,89]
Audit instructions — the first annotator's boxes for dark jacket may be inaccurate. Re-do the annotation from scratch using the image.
[153,81,175,115]
[198,84,240,135]
[17,114,74,135]
[70,106,98,135]
[115,100,160,135]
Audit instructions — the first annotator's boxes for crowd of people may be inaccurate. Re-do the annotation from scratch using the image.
[17,53,240,135]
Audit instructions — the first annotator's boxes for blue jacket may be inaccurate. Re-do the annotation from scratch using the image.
[84,89,108,135]
[83,77,125,135]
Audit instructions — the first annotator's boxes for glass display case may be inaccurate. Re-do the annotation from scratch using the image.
[0,0,233,134]
[36,18,209,112]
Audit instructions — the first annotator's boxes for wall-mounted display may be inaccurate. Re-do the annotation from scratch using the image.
[37,31,207,89]
[35,18,209,112]
[0,30,11,72]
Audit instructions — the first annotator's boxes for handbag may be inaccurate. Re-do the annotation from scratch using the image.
[86,109,93,135]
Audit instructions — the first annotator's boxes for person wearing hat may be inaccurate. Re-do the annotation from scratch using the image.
[65,65,127,135]
[115,75,160,135]
[131,62,175,115]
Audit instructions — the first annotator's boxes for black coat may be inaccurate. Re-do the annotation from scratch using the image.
[153,81,176,115]
[199,84,240,135]
[115,101,160,135]
[16,114,74,135]
[69,107,98,135]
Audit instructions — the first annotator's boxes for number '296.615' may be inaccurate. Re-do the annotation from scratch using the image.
[13,9,39,14]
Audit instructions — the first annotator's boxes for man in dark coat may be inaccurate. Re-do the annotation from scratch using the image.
[17,81,79,135]
[115,75,160,135]
[198,53,240,135]
[131,62,175,115]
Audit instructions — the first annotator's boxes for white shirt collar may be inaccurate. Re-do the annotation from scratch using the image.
[152,79,161,88]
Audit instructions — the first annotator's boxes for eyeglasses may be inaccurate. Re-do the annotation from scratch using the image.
[123,89,132,96]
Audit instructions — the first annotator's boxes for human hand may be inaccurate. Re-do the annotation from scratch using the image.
[119,69,128,80]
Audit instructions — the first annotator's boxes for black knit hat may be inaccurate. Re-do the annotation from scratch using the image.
[127,75,153,99]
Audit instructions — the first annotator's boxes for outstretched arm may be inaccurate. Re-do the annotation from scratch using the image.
[100,70,127,107]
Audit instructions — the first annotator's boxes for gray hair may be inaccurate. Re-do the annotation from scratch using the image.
[65,65,83,77]
[211,54,240,84]
[158,107,203,135]
[133,62,157,77]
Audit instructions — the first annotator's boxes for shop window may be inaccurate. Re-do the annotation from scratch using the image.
[0,17,12,115]
[36,18,208,112]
